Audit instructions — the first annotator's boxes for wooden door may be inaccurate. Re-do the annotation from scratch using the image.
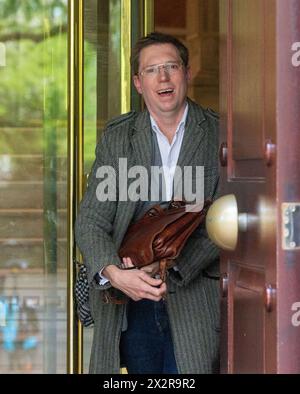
[219,0,300,373]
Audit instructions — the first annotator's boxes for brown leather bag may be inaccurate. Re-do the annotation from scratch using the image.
[118,199,212,281]
[102,200,211,304]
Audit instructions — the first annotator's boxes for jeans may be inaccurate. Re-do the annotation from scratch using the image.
[120,299,178,374]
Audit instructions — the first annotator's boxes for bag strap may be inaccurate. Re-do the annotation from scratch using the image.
[159,258,176,282]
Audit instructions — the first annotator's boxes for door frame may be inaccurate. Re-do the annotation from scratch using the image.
[67,0,154,374]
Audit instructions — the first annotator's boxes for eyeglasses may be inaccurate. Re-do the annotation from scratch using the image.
[139,61,183,77]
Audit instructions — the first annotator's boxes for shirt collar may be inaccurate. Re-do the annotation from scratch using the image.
[150,102,189,137]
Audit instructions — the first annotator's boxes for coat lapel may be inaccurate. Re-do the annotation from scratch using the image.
[176,99,208,168]
[130,109,152,173]
[113,111,153,240]
[173,100,210,200]
[130,99,209,170]
[128,100,210,203]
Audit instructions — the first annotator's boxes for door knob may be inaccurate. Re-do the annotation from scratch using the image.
[206,194,247,251]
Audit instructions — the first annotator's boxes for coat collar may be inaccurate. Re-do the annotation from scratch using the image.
[129,98,208,169]
[130,109,152,174]
[176,98,207,168]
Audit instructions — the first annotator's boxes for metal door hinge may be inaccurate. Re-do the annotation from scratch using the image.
[282,203,300,250]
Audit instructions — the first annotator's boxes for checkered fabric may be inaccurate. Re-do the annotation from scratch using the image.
[75,262,94,327]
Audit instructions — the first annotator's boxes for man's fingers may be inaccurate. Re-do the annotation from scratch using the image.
[140,261,160,274]
[140,282,167,301]
[140,280,167,297]
[122,257,135,268]
[141,266,153,274]
[130,271,166,299]
[111,266,166,302]
[139,271,163,286]
[142,294,164,302]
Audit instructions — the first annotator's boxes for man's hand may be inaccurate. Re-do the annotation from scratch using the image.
[122,257,160,277]
[102,262,166,302]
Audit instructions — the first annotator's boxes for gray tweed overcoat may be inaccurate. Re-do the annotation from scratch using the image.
[75,98,220,374]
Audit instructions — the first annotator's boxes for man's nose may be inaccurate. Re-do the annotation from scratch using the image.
[157,66,170,80]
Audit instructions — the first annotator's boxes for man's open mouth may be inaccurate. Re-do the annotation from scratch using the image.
[157,88,174,96]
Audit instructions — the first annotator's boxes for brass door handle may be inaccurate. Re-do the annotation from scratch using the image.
[206,194,248,251]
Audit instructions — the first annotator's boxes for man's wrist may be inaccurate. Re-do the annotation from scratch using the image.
[102,264,120,282]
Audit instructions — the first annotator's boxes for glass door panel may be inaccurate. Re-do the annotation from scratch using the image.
[82,0,123,373]
[0,0,68,373]
[83,0,122,175]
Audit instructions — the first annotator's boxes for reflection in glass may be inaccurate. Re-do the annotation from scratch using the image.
[0,0,68,373]
[83,0,123,373]
[84,0,122,173]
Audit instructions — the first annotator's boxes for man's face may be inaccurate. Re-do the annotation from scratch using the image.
[133,43,190,119]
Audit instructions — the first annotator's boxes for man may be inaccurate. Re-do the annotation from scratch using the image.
[75,32,220,374]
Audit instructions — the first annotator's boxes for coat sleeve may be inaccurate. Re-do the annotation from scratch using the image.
[169,225,220,287]
[168,177,220,287]
[75,131,121,287]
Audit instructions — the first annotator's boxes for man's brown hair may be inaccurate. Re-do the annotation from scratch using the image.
[131,31,189,75]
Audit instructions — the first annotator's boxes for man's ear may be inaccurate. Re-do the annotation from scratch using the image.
[133,75,142,94]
